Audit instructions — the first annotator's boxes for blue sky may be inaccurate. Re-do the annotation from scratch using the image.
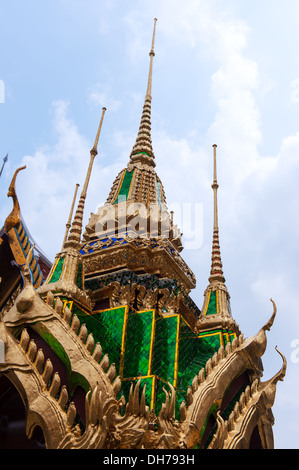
[1,0,299,448]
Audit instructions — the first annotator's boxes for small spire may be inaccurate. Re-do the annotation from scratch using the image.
[212,144,219,231]
[82,107,106,197]
[66,107,106,246]
[0,153,8,178]
[130,18,157,166]
[62,183,80,249]
[209,144,225,284]
[200,145,232,319]
[90,107,107,155]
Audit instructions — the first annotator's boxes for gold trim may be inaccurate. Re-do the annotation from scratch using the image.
[148,310,156,376]
[46,257,60,284]
[203,290,211,316]
[223,332,229,344]
[173,314,180,388]
[92,305,128,315]
[180,314,193,331]
[71,302,91,316]
[198,330,223,348]
[216,289,219,314]
[111,169,126,204]
[151,375,156,412]
[62,299,74,312]
[127,168,136,200]
[119,305,129,377]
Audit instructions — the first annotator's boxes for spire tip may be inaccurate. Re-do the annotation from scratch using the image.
[130,19,157,165]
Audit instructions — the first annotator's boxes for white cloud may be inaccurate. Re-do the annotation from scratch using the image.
[15,101,93,260]
[88,84,122,112]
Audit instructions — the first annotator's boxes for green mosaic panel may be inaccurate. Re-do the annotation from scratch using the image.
[205,290,217,316]
[48,257,64,283]
[113,169,134,204]
[64,301,232,419]
[152,315,178,384]
[72,305,127,375]
[123,310,154,378]
[176,321,222,414]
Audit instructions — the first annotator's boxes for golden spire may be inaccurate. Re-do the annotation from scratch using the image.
[209,144,225,285]
[200,145,232,319]
[129,18,157,166]
[82,107,106,198]
[62,183,80,249]
[66,107,106,247]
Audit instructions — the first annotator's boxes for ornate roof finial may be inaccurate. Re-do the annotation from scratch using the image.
[66,107,106,247]
[62,183,80,249]
[209,144,225,285]
[82,106,106,198]
[4,165,26,233]
[200,145,232,319]
[129,18,157,166]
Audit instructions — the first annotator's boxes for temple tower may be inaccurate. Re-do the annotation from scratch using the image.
[0,18,285,451]
[80,19,197,321]
[196,144,239,338]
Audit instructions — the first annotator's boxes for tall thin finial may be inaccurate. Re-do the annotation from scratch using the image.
[200,145,232,319]
[146,17,158,99]
[212,144,219,231]
[0,153,8,178]
[82,107,106,197]
[91,107,107,155]
[209,144,225,285]
[62,183,80,249]
[66,107,106,246]
[130,18,158,165]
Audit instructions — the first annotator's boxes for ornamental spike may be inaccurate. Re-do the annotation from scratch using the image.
[66,107,106,246]
[129,18,157,166]
[209,144,225,285]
